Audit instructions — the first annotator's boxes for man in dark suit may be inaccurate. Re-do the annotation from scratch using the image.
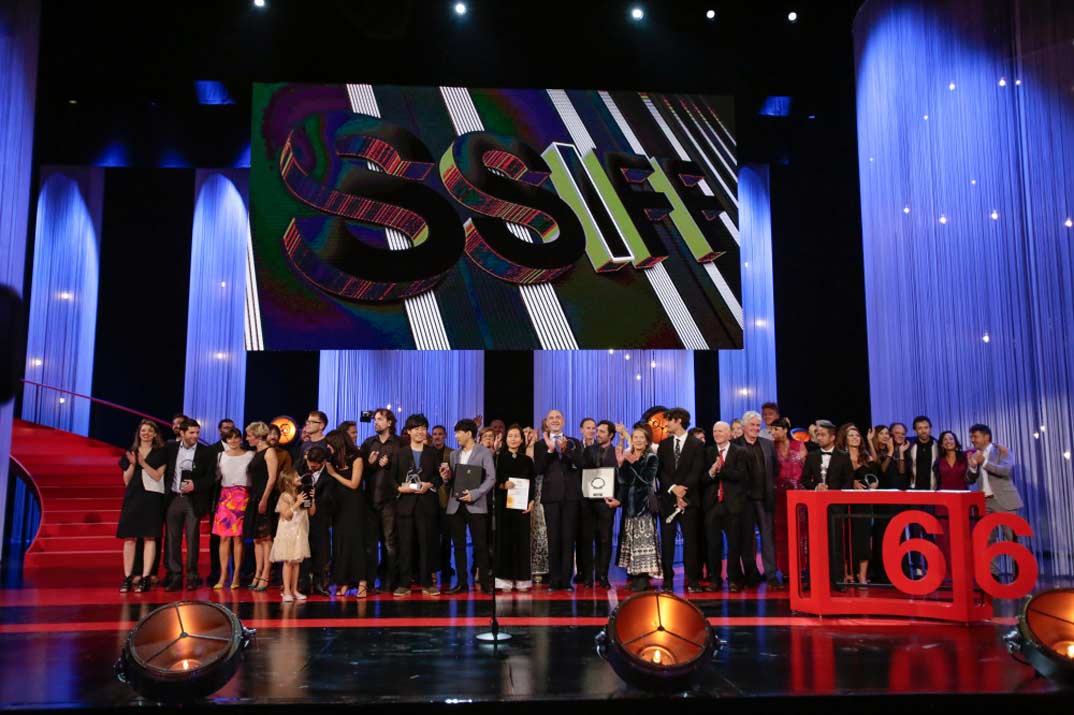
[296,445,334,596]
[394,413,444,597]
[579,420,621,589]
[799,419,854,588]
[703,421,751,591]
[656,407,705,592]
[162,419,214,590]
[735,410,784,589]
[360,408,401,593]
[533,409,584,591]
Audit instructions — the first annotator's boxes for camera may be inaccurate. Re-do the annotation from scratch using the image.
[299,472,314,507]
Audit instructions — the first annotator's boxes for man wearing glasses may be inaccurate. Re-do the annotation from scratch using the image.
[293,411,330,463]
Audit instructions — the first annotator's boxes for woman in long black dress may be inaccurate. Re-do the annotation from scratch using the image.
[494,425,536,591]
[838,423,877,586]
[243,421,279,592]
[325,429,368,597]
[117,419,167,593]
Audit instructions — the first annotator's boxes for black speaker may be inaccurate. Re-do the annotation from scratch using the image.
[0,286,24,404]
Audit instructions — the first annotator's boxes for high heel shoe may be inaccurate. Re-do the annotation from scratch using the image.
[252,577,268,592]
[230,581,240,590]
[213,582,226,590]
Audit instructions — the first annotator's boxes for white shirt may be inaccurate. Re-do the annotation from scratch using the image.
[458,448,473,466]
[819,449,834,483]
[977,444,994,497]
[219,451,254,488]
[310,466,324,487]
[173,442,197,493]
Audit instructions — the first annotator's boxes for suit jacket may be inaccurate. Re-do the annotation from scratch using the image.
[582,442,618,500]
[656,433,705,513]
[703,442,749,515]
[731,436,780,510]
[967,445,1023,511]
[394,444,444,516]
[162,441,215,517]
[800,448,854,491]
[533,436,584,503]
[445,444,497,515]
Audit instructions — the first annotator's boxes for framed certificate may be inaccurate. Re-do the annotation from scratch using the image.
[582,467,614,499]
[505,477,530,510]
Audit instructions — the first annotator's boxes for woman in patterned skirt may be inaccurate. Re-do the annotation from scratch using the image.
[212,427,253,589]
[525,423,549,584]
[616,423,662,592]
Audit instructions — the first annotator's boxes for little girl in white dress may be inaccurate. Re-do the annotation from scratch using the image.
[269,469,312,601]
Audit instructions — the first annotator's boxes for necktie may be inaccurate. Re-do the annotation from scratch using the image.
[717,448,725,502]
[674,437,682,467]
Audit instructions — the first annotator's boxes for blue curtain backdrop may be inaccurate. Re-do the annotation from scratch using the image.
[182,171,249,433]
[21,169,104,436]
[0,0,40,560]
[719,164,778,424]
[318,351,484,444]
[855,0,1074,576]
[533,350,695,435]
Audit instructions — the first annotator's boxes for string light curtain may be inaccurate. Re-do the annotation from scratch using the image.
[0,0,40,557]
[719,164,777,423]
[22,169,104,436]
[855,0,1074,576]
[182,171,249,432]
[533,351,695,435]
[318,351,484,444]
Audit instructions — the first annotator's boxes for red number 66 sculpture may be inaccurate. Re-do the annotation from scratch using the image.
[788,490,1038,622]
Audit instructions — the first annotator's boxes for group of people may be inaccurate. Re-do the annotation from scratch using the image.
[115,401,1025,599]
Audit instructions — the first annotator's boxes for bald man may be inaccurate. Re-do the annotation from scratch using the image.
[532,409,583,591]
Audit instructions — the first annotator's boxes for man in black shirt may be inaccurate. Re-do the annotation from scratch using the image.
[430,425,454,587]
[734,410,783,589]
[360,408,400,593]
[579,420,621,589]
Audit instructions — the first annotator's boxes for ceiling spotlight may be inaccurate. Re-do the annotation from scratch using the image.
[214,352,226,360]
[650,361,657,368]
[624,353,631,360]
[754,319,768,328]
[1041,425,1048,432]
[991,210,1000,220]
[949,82,956,91]
[219,281,227,288]
[454,2,467,15]
[1065,218,1073,228]
[58,291,73,301]
[116,601,254,702]
[939,215,948,224]
[1064,451,1072,461]
[31,358,43,367]
[608,348,615,354]
[635,374,642,381]
[1004,589,1074,685]
[923,114,929,120]
[982,333,991,343]
[971,179,978,185]
[1033,432,1040,439]
[1015,79,1022,86]
[903,206,911,214]
[999,77,1008,87]
[596,592,720,692]
[58,397,66,404]
[68,99,78,105]
[631,6,644,20]
[706,9,715,20]
[787,11,798,23]
[253,0,265,7]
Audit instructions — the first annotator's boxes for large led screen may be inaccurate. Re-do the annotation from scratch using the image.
[250,83,742,350]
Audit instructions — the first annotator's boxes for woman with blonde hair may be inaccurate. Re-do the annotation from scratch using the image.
[243,421,278,591]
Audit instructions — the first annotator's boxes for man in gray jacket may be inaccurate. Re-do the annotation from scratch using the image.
[439,418,496,594]
[966,423,1024,576]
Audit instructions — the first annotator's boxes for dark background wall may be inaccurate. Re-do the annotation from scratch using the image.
[26,0,871,439]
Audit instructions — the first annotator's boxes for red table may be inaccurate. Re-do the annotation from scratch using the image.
[787,490,1037,622]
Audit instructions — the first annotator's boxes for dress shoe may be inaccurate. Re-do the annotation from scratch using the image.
[313,583,331,597]
[728,582,743,593]
[164,577,182,592]
[479,584,493,595]
[393,587,410,598]
[583,581,594,588]
[598,578,612,590]
[445,583,469,595]
[686,583,704,593]
[767,580,787,591]
[186,575,202,590]
[705,580,724,591]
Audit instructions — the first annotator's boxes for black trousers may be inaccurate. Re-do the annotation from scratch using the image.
[735,506,763,583]
[165,495,201,578]
[437,509,454,582]
[578,498,615,583]
[660,506,701,584]
[450,507,489,588]
[371,501,398,590]
[703,506,737,584]
[398,507,436,588]
[300,510,332,589]
[542,499,579,588]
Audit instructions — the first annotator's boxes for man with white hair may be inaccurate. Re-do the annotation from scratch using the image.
[734,410,784,589]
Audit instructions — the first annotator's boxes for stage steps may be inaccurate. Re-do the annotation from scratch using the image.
[11,420,211,572]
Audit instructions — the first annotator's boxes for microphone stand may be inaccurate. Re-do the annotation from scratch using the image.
[477,451,511,645]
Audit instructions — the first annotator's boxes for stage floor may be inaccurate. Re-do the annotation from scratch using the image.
[1,570,1072,713]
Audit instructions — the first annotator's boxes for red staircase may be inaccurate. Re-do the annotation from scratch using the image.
[11,419,211,572]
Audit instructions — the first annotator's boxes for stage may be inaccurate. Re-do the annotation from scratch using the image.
[0,570,1069,713]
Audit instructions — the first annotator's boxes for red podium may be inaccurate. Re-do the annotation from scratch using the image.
[787,490,1037,623]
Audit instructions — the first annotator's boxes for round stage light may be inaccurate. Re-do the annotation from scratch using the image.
[791,428,811,443]
[596,592,720,692]
[788,11,798,23]
[631,7,644,21]
[706,9,715,20]
[454,2,467,16]
[116,601,253,702]
[271,415,299,445]
[253,0,265,7]
[1004,589,1074,685]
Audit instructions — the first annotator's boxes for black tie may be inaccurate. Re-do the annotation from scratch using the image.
[674,437,682,468]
